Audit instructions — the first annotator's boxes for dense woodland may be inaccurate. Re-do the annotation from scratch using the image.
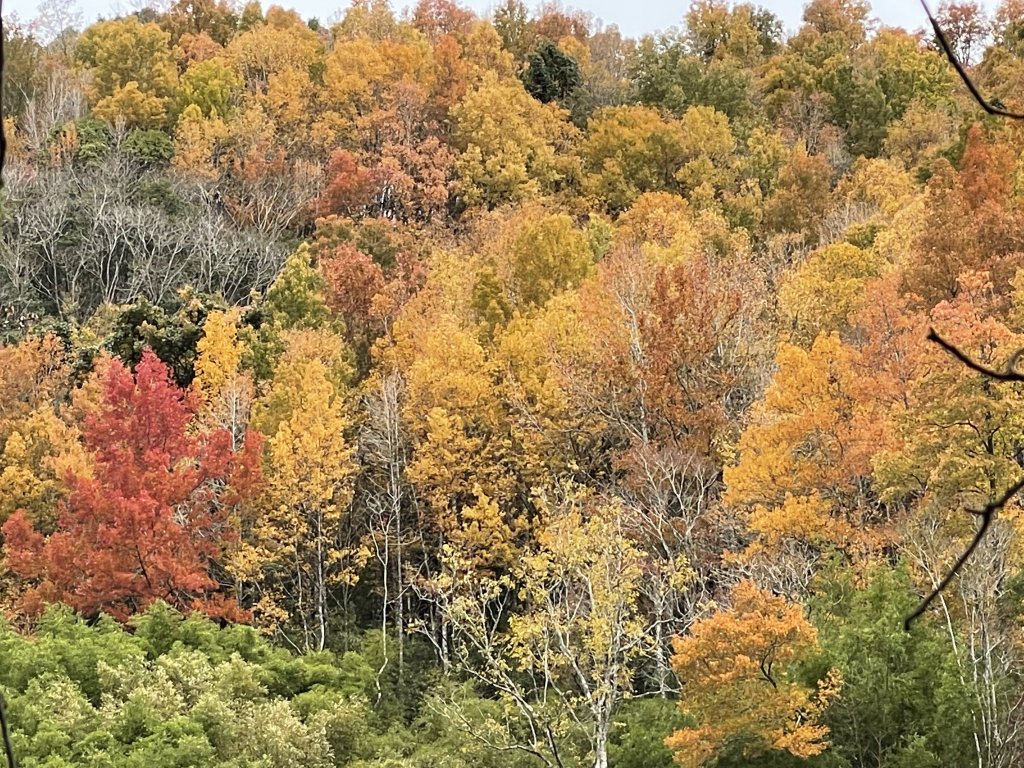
[2,0,1024,765]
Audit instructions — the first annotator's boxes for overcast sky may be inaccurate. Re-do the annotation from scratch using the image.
[1,0,990,41]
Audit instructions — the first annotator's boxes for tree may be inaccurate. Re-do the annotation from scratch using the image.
[684,1,782,65]
[74,18,179,128]
[904,126,1024,307]
[778,242,888,346]
[175,57,242,119]
[238,330,364,651]
[763,143,832,243]
[2,350,260,621]
[430,492,664,768]
[452,72,577,208]
[501,211,595,311]
[0,602,374,767]
[580,105,687,213]
[311,149,380,219]
[162,0,239,47]
[666,580,840,768]
[522,39,582,104]
[398,310,520,567]
[812,565,979,768]
[723,332,887,587]
[0,408,89,533]
[191,308,254,448]
[1,21,44,121]
[411,0,474,43]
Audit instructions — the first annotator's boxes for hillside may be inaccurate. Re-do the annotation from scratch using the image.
[3,0,1024,765]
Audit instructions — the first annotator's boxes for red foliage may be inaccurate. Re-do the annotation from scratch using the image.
[313,149,380,218]
[411,0,474,42]
[320,244,386,328]
[2,349,261,622]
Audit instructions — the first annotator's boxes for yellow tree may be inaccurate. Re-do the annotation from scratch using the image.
[172,103,229,179]
[452,71,578,208]
[478,207,596,315]
[723,332,886,584]
[238,330,364,651]
[0,409,89,532]
[430,491,665,768]
[75,18,179,128]
[174,56,241,119]
[778,242,888,346]
[397,310,520,568]
[0,334,83,533]
[580,105,687,213]
[666,580,840,768]
[224,14,323,95]
[191,308,254,448]
[0,334,69,447]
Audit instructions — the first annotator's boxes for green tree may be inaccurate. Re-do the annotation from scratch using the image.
[522,39,582,104]
[810,566,978,767]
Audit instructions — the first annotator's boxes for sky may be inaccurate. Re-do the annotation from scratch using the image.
[0,0,992,41]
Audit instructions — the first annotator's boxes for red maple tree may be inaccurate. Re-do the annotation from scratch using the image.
[2,349,261,621]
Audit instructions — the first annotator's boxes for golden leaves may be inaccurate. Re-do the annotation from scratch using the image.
[667,580,839,768]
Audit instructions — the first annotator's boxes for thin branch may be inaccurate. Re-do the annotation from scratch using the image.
[928,329,1024,382]
[904,475,1024,630]
[904,331,1024,629]
[1,26,7,184]
[919,0,1024,120]
[0,692,16,768]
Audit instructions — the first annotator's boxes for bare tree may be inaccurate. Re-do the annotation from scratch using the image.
[360,370,417,697]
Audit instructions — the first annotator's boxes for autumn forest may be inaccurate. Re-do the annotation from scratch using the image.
[1,0,1024,765]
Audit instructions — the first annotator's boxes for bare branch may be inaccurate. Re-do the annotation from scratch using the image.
[920,0,1024,120]
[904,474,1024,630]
[0,691,15,768]
[928,329,1024,382]
[904,329,1024,629]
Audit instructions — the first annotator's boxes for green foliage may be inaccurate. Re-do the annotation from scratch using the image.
[1,603,380,768]
[808,566,978,768]
[607,698,689,768]
[241,243,348,381]
[1,22,43,118]
[123,128,176,166]
[45,118,115,164]
[8,5,1024,768]
[106,291,225,387]
[523,39,582,104]
[628,34,753,123]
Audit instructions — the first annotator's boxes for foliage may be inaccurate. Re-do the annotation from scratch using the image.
[667,580,840,768]
[5,2,1024,766]
[2,350,261,621]
[522,39,582,104]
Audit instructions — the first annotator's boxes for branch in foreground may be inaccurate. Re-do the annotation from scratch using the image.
[1,692,16,768]
[919,0,1024,120]
[904,330,1024,629]
[927,329,1024,382]
[904,475,1024,630]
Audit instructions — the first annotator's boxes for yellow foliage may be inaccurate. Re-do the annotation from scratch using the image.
[778,242,888,346]
[192,308,254,440]
[0,409,90,530]
[173,104,230,179]
[237,332,364,649]
[666,580,839,768]
[193,308,244,411]
[92,81,169,129]
[614,192,701,266]
[723,333,887,567]
[453,72,578,208]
